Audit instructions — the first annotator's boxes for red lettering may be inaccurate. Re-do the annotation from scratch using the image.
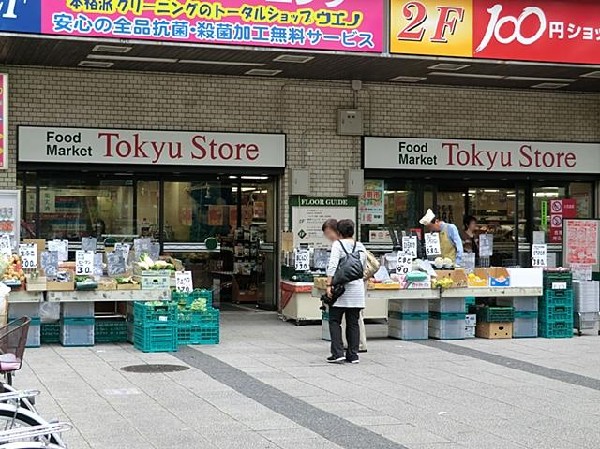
[519,145,533,167]
[564,152,576,168]
[443,142,459,166]
[218,143,233,160]
[98,132,119,157]
[169,142,183,159]
[234,143,246,160]
[191,135,207,160]
[246,144,259,161]
[456,150,470,166]
[115,140,131,158]
[431,6,464,43]
[398,1,427,41]
[133,134,148,158]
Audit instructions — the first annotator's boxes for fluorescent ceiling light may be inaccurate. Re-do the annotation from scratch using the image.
[580,71,600,79]
[92,44,132,53]
[273,54,314,64]
[428,72,503,79]
[241,176,269,180]
[483,189,500,193]
[87,54,177,63]
[506,76,575,82]
[531,82,570,89]
[390,75,427,82]
[78,60,114,68]
[179,59,264,66]
[427,63,470,71]
[245,68,282,76]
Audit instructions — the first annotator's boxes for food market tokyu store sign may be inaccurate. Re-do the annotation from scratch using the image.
[363,137,600,174]
[18,126,285,168]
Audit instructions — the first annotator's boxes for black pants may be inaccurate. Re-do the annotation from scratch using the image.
[329,307,362,360]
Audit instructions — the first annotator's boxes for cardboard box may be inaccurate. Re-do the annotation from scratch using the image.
[116,283,141,291]
[46,270,74,291]
[488,268,510,287]
[467,269,488,287]
[25,276,47,292]
[314,277,328,290]
[97,278,117,291]
[476,322,512,339]
[434,269,468,288]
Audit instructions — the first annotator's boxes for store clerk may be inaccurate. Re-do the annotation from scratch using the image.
[419,209,464,266]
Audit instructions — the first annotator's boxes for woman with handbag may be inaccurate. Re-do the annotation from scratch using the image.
[325,219,366,364]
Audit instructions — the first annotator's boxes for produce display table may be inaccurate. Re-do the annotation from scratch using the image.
[45,289,171,303]
[7,291,44,303]
[281,281,319,324]
[442,287,543,298]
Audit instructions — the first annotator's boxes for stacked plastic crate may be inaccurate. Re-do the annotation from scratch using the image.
[95,318,128,343]
[573,280,599,334]
[497,297,538,338]
[429,298,466,340]
[475,307,514,339]
[60,302,95,347]
[174,290,220,346]
[8,302,40,348]
[388,298,428,340]
[133,301,178,353]
[538,271,573,339]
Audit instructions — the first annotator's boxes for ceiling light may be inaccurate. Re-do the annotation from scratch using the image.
[390,75,427,82]
[241,176,269,180]
[245,68,282,76]
[427,63,470,71]
[78,61,114,68]
[92,44,132,53]
[87,54,177,63]
[428,72,503,79]
[506,76,575,82]
[273,54,314,64]
[179,59,265,66]
[580,71,600,79]
[531,82,570,89]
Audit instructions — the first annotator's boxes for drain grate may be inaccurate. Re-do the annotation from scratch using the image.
[121,364,189,373]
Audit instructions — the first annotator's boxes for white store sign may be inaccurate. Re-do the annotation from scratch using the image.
[364,137,600,174]
[18,126,286,168]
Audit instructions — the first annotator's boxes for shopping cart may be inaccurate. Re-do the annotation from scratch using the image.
[0,318,31,386]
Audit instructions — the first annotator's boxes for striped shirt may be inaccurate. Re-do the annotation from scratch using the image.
[326,239,366,309]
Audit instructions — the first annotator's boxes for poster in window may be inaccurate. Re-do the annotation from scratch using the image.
[207,206,224,226]
[563,219,599,270]
[359,180,384,225]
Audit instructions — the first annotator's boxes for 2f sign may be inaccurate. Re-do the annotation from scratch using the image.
[397,2,466,43]
[0,0,21,18]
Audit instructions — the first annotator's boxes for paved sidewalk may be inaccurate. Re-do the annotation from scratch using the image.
[18,309,600,449]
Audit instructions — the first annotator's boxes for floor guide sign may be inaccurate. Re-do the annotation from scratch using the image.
[363,137,600,174]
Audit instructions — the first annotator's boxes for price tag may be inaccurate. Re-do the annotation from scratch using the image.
[425,233,441,257]
[94,253,103,277]
[396,251,412,275]
[0,234,12,257]
[48,239,69,262]
[479,234,494,257]
[82,237,97,252]
[40,251,59,278]
[295,250,310,271]
[402,236,417,259]
[149,242,161,261]
[18,244,37,269]
[463,253,476,272]
[551,281,567,290]
[175,271,193,293]
[107,252,127,276]
[75,250,95,275]
[531,244,547,268]
[134,238,151,259]
[571,263,592,281]
[113,243,130,261]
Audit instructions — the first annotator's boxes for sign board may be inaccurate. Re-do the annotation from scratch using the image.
[19,126,286,169]
[294,250,310,272]
[396,252,412,275]
[563,219,599,272]
[531,244,547,268]
[540,201,548,231]
[48,239,68,262]
[425,233,441,257]
[0,234,11,257]
[401,236,418,259]
[40,251,59,278]
[175,271,194,293]
[113,243,130,262]
[389,0,600,65]
[82,237,97,252]
[359,180,385,225]
[462,253,475,272]
[571,264,593,281]
[107,251,127,277]
[532,231,546,245]
[363,137,600,174]
[18,243,37,269]
[369,230,391,244]
[134,238,151,260]
[75,250,95,276]
[478,234,493,258]
[290,197,357,249]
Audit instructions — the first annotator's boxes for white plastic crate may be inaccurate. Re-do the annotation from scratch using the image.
[388,298,428,314]
[60,318,95,347]
[465,326,475,339]
[141,275,170,290]
[26,319,41,348]
[61,301,94,318]
[573,281,599,313]
[429,298,464,314]
[497,297,538,312]
[8,302,40,318]
[429,318,465,340]
[513,317,538,338]
[388,318,428,340]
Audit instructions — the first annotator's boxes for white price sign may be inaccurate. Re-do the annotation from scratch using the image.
[175,271,193,293]
[571,263,592,281]
[0,234,12,257]
[479,234,494,257]
[19,244,37,269]
[114,243,130,261]
[75,250,95,275]
[48,239,69,262]
[531,244,547,268]
[295,250,310,271]
[425,233,441,257]
[396,252,412,275]
[402,236,417,258]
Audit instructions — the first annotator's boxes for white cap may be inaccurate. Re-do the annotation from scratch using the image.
[419,209,435,226]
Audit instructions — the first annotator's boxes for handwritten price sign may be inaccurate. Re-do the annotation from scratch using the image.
[425,233,441,257]
[75,250,95,275]
[396,251,412,275]
[19,244,37,269]
[0,234,12,257]
[402,236,417,258]
[295,250,310,272]
[531,244,547,268]
[175,271,193,293]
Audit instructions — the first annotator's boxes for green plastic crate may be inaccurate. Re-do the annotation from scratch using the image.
[133,324,178,353]
[40,322,60,344]
[476,307,515,323]
[543,271,573,289]
[95,318,128,343]
[539,290,574,308]
[388,311,429,321]
[134,301,177,326]
[465,297,476,313]
[538,320,573,339]
[177,309,220,346]
[539,305,573,323]
[172,289,213,309]
[514,311,538,319]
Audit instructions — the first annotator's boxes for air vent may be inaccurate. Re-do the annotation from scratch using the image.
[245,69,282,76]
[531,82,570,89]
[92,44,132,53]
[427,63,470,71]
[390,76,427,82]
[78,61,114,68]
[273,54,314,64]
[581,71,600,79]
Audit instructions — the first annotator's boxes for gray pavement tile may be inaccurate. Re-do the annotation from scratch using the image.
[366,424,451,445]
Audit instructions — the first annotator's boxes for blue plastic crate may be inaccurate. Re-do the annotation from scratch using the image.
[134,324,178,353]
[134,301,178,326]
[60,317,95,347]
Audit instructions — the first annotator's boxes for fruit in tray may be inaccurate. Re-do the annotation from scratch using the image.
[115,276,139,285]
[137,254,174,271]
[432,277,454,289]
[468,272,485,283]
[2,255,25,283]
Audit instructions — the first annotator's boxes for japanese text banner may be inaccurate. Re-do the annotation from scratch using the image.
[41,0,383,52]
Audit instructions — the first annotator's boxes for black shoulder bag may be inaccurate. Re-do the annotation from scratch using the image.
[332,240,364,287]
